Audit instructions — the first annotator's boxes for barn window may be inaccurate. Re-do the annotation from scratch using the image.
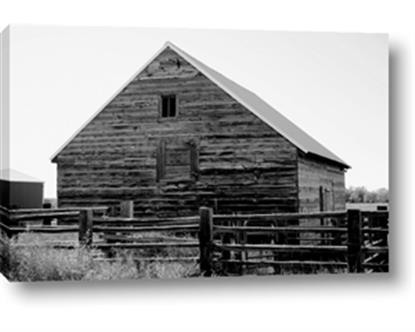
[161,95,177,118]
[156,140,198,182]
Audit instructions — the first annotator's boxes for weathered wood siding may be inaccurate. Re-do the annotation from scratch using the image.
[54,47,299,216]
[297,154,346,212]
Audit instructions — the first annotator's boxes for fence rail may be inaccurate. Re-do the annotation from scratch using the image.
[0,203,389,276]
[200,206,389,275]
[0,203,200,274]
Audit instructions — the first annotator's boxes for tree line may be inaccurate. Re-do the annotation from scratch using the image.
[346,187,389,203]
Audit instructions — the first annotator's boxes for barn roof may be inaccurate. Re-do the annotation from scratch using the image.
[51,41,349,168]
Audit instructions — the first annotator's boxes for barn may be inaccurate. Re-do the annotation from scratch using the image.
[51,42,349,217]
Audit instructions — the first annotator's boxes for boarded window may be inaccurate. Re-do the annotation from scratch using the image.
[156,140,198,181]
[319,183,335,212]
[166,149,191,166]
[161,95,176,118]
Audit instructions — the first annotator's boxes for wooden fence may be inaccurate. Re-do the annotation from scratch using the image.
[199,207,389,275]
[0,203,389,276]
[0,203,200,267]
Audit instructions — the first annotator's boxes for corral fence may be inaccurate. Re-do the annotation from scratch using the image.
[200,207,389,275]
[0,203,389,276]
[0,202,199,275]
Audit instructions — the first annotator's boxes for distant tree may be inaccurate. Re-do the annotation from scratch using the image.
[346,186,388,203]
[347,186,368,203]
[365,191,378,203]
[375,188,389,203]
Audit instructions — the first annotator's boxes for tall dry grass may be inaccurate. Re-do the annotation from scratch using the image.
[7,232,199,282]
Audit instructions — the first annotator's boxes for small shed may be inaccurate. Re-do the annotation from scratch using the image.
[0,169,44,209]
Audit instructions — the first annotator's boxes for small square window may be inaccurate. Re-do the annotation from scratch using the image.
[161,95,176,118]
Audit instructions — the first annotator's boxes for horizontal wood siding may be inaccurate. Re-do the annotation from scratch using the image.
[55,47,299,216]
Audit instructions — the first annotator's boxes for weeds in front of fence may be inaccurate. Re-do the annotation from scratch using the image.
[7,233,199,282]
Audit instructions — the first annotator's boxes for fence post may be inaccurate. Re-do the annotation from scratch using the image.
[120,200,134,218]
[347,209,363,273]
[199,207,213,276]
[42,202,52,226]
[79,209,93,247]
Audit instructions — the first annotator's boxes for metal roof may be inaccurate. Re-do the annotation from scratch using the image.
[51,41,349,168]
[0,169,43,183]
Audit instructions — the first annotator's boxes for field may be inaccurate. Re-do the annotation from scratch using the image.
[346,203,388,211]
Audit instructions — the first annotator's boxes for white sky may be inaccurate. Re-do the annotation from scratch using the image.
[3,25,388,198]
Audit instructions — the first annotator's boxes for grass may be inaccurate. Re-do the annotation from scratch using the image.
[6,232,200,282]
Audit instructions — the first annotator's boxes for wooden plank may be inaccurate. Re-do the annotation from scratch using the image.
[120,200,134,218]
[0,222,11,232]
[96,221,199,228]
[213,211,346,222]
[361,211,389,218]
[93,242,199,249]
[7,226,79,234]
[0,206,9,213]
[93,215,199,225]
[216,259,348,267]
[9,206,108,214]
[94,224,198,232]
[362,246,389,254]
[213,242,348,253]
[11,211,80,221]
[95,256,199,263]
[190,141,199,180]
[100,235,196,243]
[347,209,363,272]
[156,139,166,182]
[362,228,389,234]
[319,186,324,213]
[0,206,9,219]
[363,253,381,264]
[213,225,347,233]
[199,207,213,276]
[42,203,53,226]
[79,209,93,246]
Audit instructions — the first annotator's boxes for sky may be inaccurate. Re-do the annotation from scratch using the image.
[1,25,388,198]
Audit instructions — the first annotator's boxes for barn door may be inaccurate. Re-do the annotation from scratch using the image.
[319,183,335,212]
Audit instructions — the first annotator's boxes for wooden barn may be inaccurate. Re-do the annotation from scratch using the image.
[51,42,349,217]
